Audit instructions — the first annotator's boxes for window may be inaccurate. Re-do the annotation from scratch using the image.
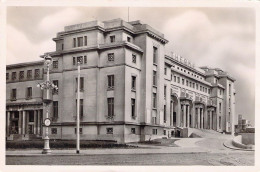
[84,56,87,64]
[219,102,222,113]
[229,84,231,95]
[131,128,136,134]
[62,44,64,50]
[131,98,136,118]
[190,82,192,87]
[51,128,57,135]
[219,116,221,129]
[177,77,180,83]
[152,129,157,135]
[26,87,32,99]
[174,76,176,82]
[84,36,87,46]
[208,89,211,94]
[196,84,198,90]
[127,36,131,42]
[53,101,58,119]
[6,73,9,80]
[76,77,84,92]
[77,37,83,47]
[75,128,83,134]
[77,56,83,64]
[164,105,166,123]
[153,93,157,109]
[19,71,24,80]
[171,74,173,81]
[153,46,158,64]
[219,89,221,95]
[164,67,167,75]
[200,86,202,91]
[164,130,166,135]
[76,99,84,117]
[107,98,114,118]
[107,75,114,90]
[131,76,136,91]
[186,80,188,86]
[193,83,195,88]
[229,98,231,108]
[205,88,207,93]
[53,60,58,69]
[164,85,166,99]
[29,112,34,122]
[132,54,136,63]
[12,72,16,80]
[53,80,59,94]
[110,35,115,43]
[106,127,113,134]
[153,71,157,86]
[73,57,76,65]
[27,70,32,79]
[108,53,114,61]
[11,89,17,100]
[73,38,76,47]
[35,69,40,79]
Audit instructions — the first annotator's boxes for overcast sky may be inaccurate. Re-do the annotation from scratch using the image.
[7,7,255,125]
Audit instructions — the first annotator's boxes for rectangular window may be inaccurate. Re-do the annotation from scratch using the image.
[52,80,59,94]
[77,56,83,64]
[153,93,157,109]
[200,86,202,91]
[76,99,84,117]
[164,85,167,99]
[75,128,83,134]
[77,37,83,47]
[229,84,231,95]
[193,83,195,88]
[110,35,115,43]
[132,54,136,63]
[12,72,16,80]
[6,73,9,80]
[106,127,113,134]
[219,116,221,129]
[153,71,157,86]
[186,80,188,86]
[53,101,58,118]
[131,98,136,118]
[107,75,114,90]
[164,130,166,135]
[131,76,136,91]
[171,74,173,81]
[153,46,158,64]
[73,38,76,47]
[196,84,198,90]
[73,57,76,65]
[84,36,87,46]
[131,128,136,134]
[152,129,157,135]
[51,128,57,135]
[174,76,176,82]
[107,98,114,117]
[19,71,24,80]
[190,82,192,87]
[164,67,167,75]
[208,89,211,94]
[29,113,34,122]
[62,44,64,50]
[177,77,180,83]
[164,105,166,123]
[219,102,221,113]
[108,53,114,61]
[35,69,40,79]
[76,77,84,92]
[127,36,131,42]
[53,60,58,69]
[26,87,32,99]
[84,56,87,64]
[11,89,17,100]
[27,70,32,79]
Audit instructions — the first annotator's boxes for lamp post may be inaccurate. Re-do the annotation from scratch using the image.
[37,54,58,154]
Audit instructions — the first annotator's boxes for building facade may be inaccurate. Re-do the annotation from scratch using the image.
[6,19,236,143]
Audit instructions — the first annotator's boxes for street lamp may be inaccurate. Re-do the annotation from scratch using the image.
[37,54,58,154]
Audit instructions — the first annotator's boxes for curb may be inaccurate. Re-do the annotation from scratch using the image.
[223,140,254,151]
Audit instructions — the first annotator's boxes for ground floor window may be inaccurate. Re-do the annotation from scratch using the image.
[219,116,221,129]
[51,128,57,134]
[106,128,113,134]
[74,128,83,134]
[131,128,136,134]
[152,128,157,135]
[163,130,166,135]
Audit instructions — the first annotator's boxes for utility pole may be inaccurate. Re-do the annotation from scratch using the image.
[76,62,80,154]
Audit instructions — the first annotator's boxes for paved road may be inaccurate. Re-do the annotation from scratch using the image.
[6,152,254,165]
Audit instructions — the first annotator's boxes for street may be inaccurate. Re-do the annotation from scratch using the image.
[6,152,254,165]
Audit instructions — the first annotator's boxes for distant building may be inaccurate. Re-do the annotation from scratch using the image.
[235,114,252,133]
[6,18,236,143]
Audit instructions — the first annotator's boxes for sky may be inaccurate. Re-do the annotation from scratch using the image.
[6,7,255,125]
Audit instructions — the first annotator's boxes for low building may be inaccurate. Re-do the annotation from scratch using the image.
[6,18,236,143]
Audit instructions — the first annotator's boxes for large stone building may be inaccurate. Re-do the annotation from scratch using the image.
[6,18,236,143]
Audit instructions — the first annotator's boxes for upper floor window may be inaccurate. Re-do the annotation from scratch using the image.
[107,75,114,90]
[182,78,184,85]
[76,99,84,117]
[26,87,32,99]
[6,73,9,80]
[127,36,131,42]
[131,98,136,118]
[153,71,157,86]
[53,60,58,69]
[108,53,114,61]
[62,44,64,50]
[152,93,157,109]
[73,36,87,47]
[131,76,136,91]
[27,70,32,79]
[219,102,222,113]
[208,89,211,94]
[174,76,176,82]
[196,84,198,90]
[84,36,87,46]
[107,98,114,118]
[76,77,84,92]
[12,72,16,80]
[219,89,222,95]
[110,35,115,43]
[73,38,76,48]
[19,71,24,80]
[186,80,188,86]
[11,89,17,100]
[164,67,167,75]
[177,77,180,83]
[34,69,40,79]
[77,37,83,47]
[53,80,59,95]
[53,101,58,119]
[132,54,136,63]
[84,56,87,64]
[229,84,231,95]
[164,85,167,99]
[153,46,158,64]
[193,83,195,88]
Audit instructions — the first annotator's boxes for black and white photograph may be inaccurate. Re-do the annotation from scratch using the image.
[2,1,259,170]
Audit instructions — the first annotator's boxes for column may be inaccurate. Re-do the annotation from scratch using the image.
[183,104,186,127]
[170,101,173,126]
[192,104,195,128]
[209,110,212,129]
[198,108,201,129]
[37,110,41,135]
[22,111,26,135]
[187,105,190,128]
[7,112,10,135]
[177,100,181,127]
[34,110,37,134]
[201,108,204,129]
[18,111,22,134]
